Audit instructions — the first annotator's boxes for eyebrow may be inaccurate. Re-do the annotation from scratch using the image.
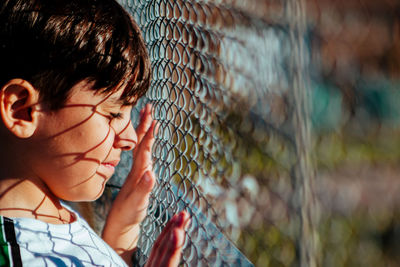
[107,95,125,105]
[106,94,136,107]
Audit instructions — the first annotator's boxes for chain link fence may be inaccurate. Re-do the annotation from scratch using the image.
[82,0,400,266]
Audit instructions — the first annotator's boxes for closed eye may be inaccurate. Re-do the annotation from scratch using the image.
[110,112,123,119]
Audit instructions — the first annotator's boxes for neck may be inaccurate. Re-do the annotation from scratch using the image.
[0,176,75,224]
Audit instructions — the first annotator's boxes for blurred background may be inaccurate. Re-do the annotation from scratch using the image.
[79,0,400,266]
[306,0,400,266]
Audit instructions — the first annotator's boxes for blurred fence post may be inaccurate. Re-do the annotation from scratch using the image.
[286,0,320,266]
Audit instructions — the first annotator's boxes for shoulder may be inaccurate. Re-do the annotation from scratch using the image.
[0,215,128,267]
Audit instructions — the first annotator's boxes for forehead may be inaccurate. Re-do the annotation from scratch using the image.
[68,80,133,107]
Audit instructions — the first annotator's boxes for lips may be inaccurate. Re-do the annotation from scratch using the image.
[102,160,120,169]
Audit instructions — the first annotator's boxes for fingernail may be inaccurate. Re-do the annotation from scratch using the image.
[142,171,152,184]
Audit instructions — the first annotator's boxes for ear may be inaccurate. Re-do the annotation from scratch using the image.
[0,79,41,138]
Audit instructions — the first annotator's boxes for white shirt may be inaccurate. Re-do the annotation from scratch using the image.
[0,206,127,267]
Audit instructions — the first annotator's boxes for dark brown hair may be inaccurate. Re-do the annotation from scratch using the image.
[0,0,151,109]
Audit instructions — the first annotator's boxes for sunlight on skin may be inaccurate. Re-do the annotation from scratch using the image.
[0,83,137,221]
[0,81,191,266]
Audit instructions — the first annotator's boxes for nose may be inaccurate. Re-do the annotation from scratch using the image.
[113,120,137,151]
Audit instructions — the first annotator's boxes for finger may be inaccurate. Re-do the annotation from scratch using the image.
[146,211,190,267]
[139,106,145,120]
[146,216,177,267]
[129,120,156,186]
[126,170,155,202]
[133,116,155,160]
[110,171,156,226]
[160,213,192,267]
[151,214,182,253]
[136,104,153,143]
[134,118,156,156]
[159,228,185,267]
[146,213,182,267]
[158,213,191,267]
[121,120,155,192]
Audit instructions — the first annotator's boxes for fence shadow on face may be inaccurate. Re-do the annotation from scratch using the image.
[0,96,136,220]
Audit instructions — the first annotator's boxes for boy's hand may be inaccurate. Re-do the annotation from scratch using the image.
[102,104,155,262]
[102,104,190,266]
[145,211,191,267]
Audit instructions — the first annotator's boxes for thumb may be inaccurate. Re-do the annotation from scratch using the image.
[136,171,156,196]
[126,170,155,203]
[123,171,156,223]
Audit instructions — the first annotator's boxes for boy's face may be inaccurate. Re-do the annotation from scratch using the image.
[31,81,137,201]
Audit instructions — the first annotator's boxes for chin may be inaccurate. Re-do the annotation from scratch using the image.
[59,187,106,202]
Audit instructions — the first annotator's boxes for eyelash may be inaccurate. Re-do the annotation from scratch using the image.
[110,112,123,119]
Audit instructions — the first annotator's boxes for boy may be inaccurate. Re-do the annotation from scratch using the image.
[0,0,190,266]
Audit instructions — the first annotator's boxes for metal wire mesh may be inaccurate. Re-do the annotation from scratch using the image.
[87,0,400,266]
[114,0,312,266]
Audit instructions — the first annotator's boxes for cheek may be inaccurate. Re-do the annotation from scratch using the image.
[84,122,115,155]
[39,122,114,176]
[69,120,114,153]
